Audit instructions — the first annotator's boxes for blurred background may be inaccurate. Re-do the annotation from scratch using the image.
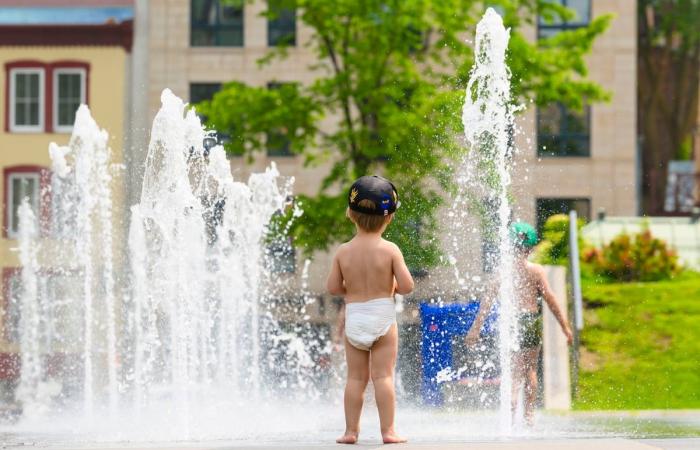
[0,0,698,418]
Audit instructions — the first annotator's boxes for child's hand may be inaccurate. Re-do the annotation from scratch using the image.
[465,330,480,347]
[564,326,574,346]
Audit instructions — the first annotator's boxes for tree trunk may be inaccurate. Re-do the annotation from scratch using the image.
[638,44,700,215]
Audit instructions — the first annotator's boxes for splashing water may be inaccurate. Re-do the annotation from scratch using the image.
[450,8,518,434]
[2,8,694,446]
[8,8,557,445]
[16,106,118,420]
[15,202,42,416]
[11,89,327,439]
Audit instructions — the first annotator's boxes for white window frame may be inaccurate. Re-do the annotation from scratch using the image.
[9,68,45,133]
[53,68,86,133]
[6,172,41,239]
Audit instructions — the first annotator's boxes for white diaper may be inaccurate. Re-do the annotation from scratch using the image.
[345,298,397,351]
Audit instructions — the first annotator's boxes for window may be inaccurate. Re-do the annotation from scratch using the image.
[538,0,590,39]
[267,0,296,46]
[536,197,590,234]
[267,130,292,157]
[190,82,230,146]
[537,103,590,157]
[9,68,44,132]
[191,0,244,47]
[4,166,47,239]
[53,69,86,132]
[7,173,40,238]
[190,82,222,105]
[266,82,293,157]
[5,61,89,133]
[190,82,222,121]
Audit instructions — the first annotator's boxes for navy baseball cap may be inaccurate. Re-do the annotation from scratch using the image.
[348,175,399,216]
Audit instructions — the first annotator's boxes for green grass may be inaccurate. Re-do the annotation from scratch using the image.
[574,271,700,410]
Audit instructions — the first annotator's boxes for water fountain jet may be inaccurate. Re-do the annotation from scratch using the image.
[10,89,324,440]
[450,7,518,434]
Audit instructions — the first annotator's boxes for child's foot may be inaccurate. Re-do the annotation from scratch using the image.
[524,413,535,427]
[336,432,358,444]
[382,431,407,444]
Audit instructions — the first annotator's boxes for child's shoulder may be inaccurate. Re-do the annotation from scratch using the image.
[336,241,352,254]
[380,239,404,260]
[380,238,400,252]
[525,261,547,277]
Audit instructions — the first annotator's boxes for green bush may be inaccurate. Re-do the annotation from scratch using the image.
[533,214,585,266]
[584,228,680,282]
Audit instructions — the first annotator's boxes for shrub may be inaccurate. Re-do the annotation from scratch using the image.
[585,228,681,282]
[533,214,585,266]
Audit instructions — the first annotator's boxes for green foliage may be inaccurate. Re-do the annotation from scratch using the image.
[640,0,700,52]
[533,213,584,266]
[583,228,681,282]
[576,272,700,409]
[203,0,610,268]
[198,81,320,159]
[678,135,693,160]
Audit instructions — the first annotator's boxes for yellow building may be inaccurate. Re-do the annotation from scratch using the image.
[0,2,133,390]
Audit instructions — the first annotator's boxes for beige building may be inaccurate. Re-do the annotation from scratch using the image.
[134,0,639,298]
[513,0,638,230]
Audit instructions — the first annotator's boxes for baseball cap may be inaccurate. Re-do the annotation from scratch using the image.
[348,175,399,216]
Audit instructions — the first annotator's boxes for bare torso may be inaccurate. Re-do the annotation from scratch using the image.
[336,235,396,303]
[514,261,542,313]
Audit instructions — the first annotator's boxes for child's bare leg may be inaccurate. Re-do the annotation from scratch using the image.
[511,352,525,419]
[337,338,369,444]
[370,324,406,444]
[522,347,540,426]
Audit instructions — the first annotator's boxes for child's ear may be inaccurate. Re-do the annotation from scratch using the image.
[386,214,394,224]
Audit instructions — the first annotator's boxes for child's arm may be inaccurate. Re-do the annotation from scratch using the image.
[326,251,346,296]
[465,280,497,346]
[536,265,574,345]
[390,243,414,295]
[333,303,345,351]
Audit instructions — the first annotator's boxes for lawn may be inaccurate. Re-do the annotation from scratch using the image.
[574,271,700,410]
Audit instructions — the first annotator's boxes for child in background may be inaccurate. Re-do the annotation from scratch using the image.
[327,175,414,444]
[467,221,573,426]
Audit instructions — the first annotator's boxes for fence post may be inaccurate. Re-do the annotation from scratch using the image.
[568,210,584,398]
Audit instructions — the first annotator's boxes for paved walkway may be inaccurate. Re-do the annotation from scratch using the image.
[3,409,698,449]
[4,438,700,450]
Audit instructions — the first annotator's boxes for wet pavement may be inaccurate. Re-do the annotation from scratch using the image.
[1,409,698,450]
[2,438,700,450]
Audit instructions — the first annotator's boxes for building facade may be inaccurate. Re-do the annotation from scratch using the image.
[513,0,638,232]
[136,0,638,298]
[0,1,133,397]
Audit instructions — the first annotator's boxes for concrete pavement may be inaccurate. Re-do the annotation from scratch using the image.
[3,438,700,450]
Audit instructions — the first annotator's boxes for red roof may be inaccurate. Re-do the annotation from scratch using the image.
[0,22,133,51]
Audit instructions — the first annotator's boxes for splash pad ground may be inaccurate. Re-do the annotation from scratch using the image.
[1,409,698,449]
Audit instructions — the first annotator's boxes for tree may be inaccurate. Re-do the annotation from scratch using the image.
[199,0,610,270]
[638,0,700,214]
